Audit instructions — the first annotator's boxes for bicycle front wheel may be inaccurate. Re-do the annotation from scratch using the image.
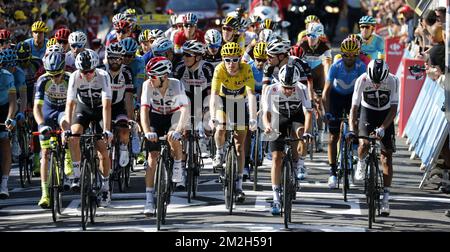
[224,147,236,215]
[283,158,293,229]
[80,159,91,230]
[367,158,377,229]
[156,155,167,230]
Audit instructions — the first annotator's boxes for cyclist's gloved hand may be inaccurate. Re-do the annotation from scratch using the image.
[209,118,218,130]
[323,112,334,121]
[15,112,25,121]
[375,127,385,138]
[103,130,113,142]
[345,131,356,140]
[135,102,141,110]
[5,118,16,129]
[38,124,52,136]
[249,119,257,131]
[171,131,182,141]
[145,132,158,141]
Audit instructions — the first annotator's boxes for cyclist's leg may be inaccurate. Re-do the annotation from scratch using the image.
[0,130,12,198]
[327,91,342,178]
[213,105,227,167]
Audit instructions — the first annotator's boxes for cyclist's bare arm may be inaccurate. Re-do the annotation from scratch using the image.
[102,98,112,132]
[33,103,45,126]
[140,105,151,135]
[175,105,189,133]
[322,80,332,113]
[322,57,332,80]
[349,105,359,132]
[7,93,16,120]
[65,100,76,126]
[125,92,133,120]
[19,88,27,113]
[380,105,398,130]
[247,89,257,122]
[209,90,218,120]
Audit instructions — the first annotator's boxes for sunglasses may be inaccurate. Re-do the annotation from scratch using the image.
[208,44,220,49]
[48,71,63,77]
[176,24,183,29]
[57,39,68,44]
[223,57,239,63]
[222,26,234,32]
[267,54,277,59]
[116,29,129,34]
[307,33,318,39]
[359,25,371,29]
[81,69,95,75]
[108,56,122,62]
[342,53,357,58]
[282,85,295,90]
[183,24,195,28]
[70,43,84,49]
[124,54,134,58]
[255,58,267,63]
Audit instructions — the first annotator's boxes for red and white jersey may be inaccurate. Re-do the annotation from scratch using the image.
[141,78,189,115]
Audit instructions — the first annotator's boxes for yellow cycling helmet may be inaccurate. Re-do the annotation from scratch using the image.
[31,21,48,33]
[223,16,240,29]
[253,42,267,59]
[138,29,152,43]
[348,34,363,45]
[262,18,274,30]
[47,37,58,47]
[221,42,242,57]
[305,15,319,24]
[125,8,136,15]
[340,37,360,54]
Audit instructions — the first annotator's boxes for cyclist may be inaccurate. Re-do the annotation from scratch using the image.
[203,29,223,67]
[65,31,87,70]
[150,37,180,66]
[16,41,43,109]
[103,43,134,167]
[263,63,313,215]
[221,16,246,49]
[173,13,205,54]
[0,54,16,199]
[54,28,71,53]
[1,49,27,118]
[358,16,385,60]
[209,42,258,203]
[120,38,145,102]
[141,57,189,216]
[299,22,332,152]
[348,59,398,216]
[65,49,113,207]
[323,38,367,189]
[248,14,263,35]
[248,42,267,94]
[333,34,370,65]
[106,19,134,46]
[0,29,12,50]
[24,21,49,59]
[140,29,165,64]
[33,52,71,208]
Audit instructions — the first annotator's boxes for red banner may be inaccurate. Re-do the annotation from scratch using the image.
[398,58,426,137]
[385,37,405,74]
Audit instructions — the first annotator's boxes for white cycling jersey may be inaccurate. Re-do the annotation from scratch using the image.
[263,82,312,117]
[352,73,399,111]
[141,78,189,115]
[67,68,112,108]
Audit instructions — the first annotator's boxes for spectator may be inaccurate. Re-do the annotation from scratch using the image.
[398,5,415,45]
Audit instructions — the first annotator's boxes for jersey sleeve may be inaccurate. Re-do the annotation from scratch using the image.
[101,71,112,100]
[323,49,332,59]
[140,80,151,109]
[298,83,312,111]
[263,86,273,113]
[67,72,77,102]
[351,75,364,107]
[326,62,337,83]
[243,64,255,92]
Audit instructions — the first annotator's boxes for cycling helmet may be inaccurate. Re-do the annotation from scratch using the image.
[68,31,87,46]
[31,21,48,32]
[305,15,319,24]
[138,30,151,43]
[253,42,268,59]
[367,59,389,83]
[149,29,164,39]
[279,64,301,87]
[249,14,262,24]
[348,34,363,45]
[0,49,17,67]
[44,51,65,72]
[146,56,172,77]
[182,40,205,55]
[221,42,242,57]
[106,42,126,57]
[75,49,99,71]
[222,16,240,30]
[359,16,376,25]
[239,18,251,30]
[124,8,137,23]
[16,42,31,60]
[267,39,290,55]
[204,29,222,46]
[290,45,305,58]
[47,37,58,47]
[176,14,185,25]
[169,14,178,26]
[262,18,275,30]
[120,37,138,54]
[0,29,11,40]
[341,37,360,54]
[259,29,276,43]
[183,13,198,25]
[151,37,173,56]
[46,44,64,54]
[306,22,324,38]
[54,28,71,42]
[114,20,132,31]
[112,13,127,25]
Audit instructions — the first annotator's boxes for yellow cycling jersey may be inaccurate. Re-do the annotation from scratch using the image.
[211,62,255,99]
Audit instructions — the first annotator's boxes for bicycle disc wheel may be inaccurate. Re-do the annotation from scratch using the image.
[156,155,167,230]
[283,158,292,229]
[80,159,90,230]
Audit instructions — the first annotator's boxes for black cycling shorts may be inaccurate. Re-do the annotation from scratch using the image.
[269,111,305,152]
[112,101,128,121]
[328,90,353,135]
[312,65,325,94]
[73,102,103,133]
[358,106,395,152]
[145,112,177,152]
[216,96,249,130]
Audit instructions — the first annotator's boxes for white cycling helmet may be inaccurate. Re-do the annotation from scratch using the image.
[267,39,291,55]
[367,59,390,83]
[75,49,99,71]
[149,29,164,39]
[68,31,87,47]
[306,22,324,38]
[45,44,65,55]
[146,56,172,77]
[204,29,222,46]
[182,40,205,55]
[259,29,276,43]
[112,13,127,25]
[279,63,301,87]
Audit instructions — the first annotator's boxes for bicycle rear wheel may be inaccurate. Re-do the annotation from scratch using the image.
[156,155,167,230]
[342,141,349,202]
[283,158,293,229]
[80,159,90,230]
[187,137,194,203]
